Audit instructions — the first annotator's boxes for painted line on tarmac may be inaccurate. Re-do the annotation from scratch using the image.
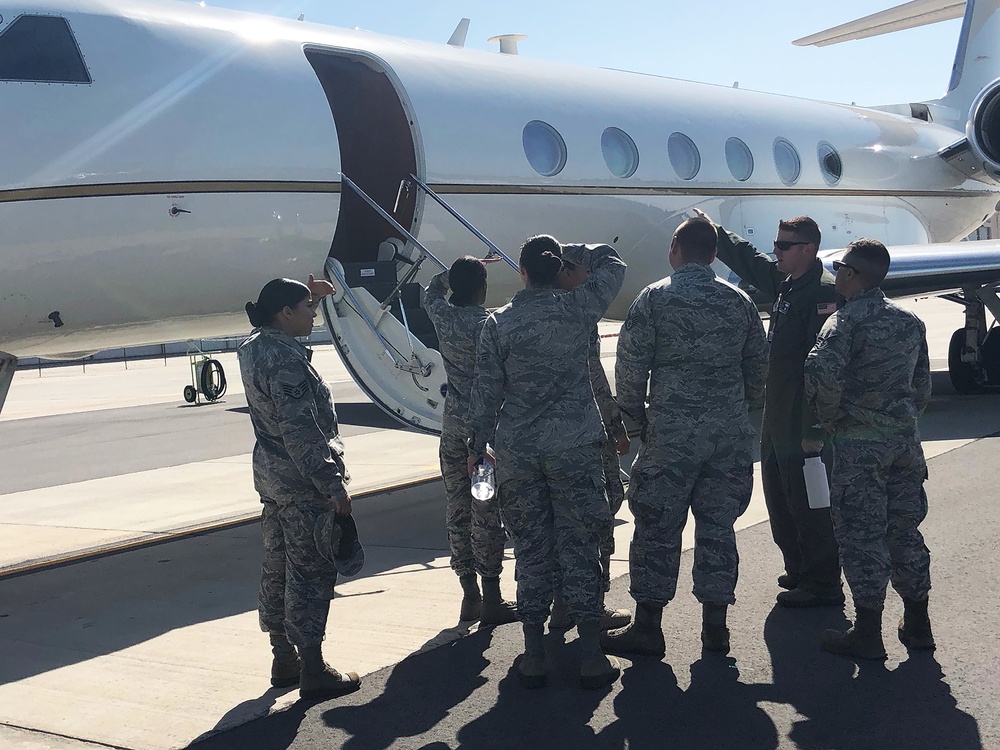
[0,475,440,581]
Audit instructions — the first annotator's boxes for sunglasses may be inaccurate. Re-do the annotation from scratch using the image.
[832,260,859,274]
[773,240,809,252]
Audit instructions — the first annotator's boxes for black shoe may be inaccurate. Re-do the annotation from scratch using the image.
[777,574,800,591]
[777,587,845,608]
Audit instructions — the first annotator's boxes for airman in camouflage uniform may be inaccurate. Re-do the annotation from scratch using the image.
[548,250,632,632]
[602,217,767,657]
[804,239,934,660]
[421,261,516,626]
[239,277,361,700]
[467,237,626,689]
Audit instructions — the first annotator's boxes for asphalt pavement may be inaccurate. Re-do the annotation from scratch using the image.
[190,433,999,750]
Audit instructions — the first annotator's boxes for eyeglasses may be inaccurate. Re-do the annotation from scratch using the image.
[773,240,809,253]
[832,260,860,274]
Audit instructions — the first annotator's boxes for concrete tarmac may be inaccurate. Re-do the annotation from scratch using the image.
[1,299,998,749]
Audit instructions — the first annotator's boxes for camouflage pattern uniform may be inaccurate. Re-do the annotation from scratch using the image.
[467,244,626,626]
[238,327,349,647]
[616,263,767,606]
[804,287,933,610]
[421,271,506,579]
[589,328,628,589]
[561,244,629,590]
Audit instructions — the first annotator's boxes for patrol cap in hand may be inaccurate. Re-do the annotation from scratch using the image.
[314,512,365,577]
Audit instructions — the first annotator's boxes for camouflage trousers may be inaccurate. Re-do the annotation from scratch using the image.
[496,442,611,626]
[627,427,753,606]
[440,430,506,578]
[830,433,932,610]
[259,494,337,647]
[601,438,624,557]
[554,439,621,593]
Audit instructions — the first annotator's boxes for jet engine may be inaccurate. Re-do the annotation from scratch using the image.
[966,78,1000,180]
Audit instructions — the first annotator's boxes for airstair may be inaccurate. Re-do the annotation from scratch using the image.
[319,174,516,434]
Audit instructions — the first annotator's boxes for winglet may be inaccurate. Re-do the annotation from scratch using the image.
[448,18,470,47]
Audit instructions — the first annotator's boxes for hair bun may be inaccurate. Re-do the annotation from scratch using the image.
[245,301,262,327]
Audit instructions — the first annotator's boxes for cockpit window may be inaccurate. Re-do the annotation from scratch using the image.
[0,15,91,83]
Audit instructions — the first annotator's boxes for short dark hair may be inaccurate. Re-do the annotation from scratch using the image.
[245,278,309,328]
[673,217,718,264]
[519,234,563,287]
[448,256,487,307]
[778,216,822,248]
[844,238,890,287]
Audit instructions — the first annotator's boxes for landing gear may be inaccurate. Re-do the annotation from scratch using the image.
[943,284,1000,394]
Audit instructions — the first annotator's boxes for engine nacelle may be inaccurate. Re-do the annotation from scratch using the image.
[966,78,1000,179]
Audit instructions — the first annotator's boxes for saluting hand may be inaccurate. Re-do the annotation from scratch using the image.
[306,273,336,299]
[691,207,714,225]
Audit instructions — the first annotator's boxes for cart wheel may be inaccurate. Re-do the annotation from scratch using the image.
[183,385,198,403]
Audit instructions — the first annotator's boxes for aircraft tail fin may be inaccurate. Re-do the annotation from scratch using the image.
[796,1,1000,116]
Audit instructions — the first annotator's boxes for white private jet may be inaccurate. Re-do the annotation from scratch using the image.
[3,0,1000,432]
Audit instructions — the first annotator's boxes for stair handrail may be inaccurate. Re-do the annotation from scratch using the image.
[407,173,519,271]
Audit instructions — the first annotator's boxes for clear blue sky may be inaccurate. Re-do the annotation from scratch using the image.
[206,0,962,107]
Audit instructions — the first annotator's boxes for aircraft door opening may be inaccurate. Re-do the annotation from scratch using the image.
[304,48,419,267]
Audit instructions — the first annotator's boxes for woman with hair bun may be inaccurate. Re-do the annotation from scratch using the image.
[467,235,627,690]
[421,256,518,626]
[238,274,362,701]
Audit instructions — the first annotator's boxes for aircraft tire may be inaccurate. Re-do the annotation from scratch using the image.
[948,329,982,394]
[981,328,1000,385]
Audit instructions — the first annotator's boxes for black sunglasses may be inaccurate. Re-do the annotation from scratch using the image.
[832,260,859,274]
[773,240,809,252]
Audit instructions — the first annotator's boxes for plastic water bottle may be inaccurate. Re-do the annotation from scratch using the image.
[803,456,831,509]
[471,459,495,502]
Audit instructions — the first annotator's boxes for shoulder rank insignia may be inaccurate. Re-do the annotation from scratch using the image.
[280,380,309,399]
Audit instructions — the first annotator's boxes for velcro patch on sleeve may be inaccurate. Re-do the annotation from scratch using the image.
[816,302,838,315]
[279,380,309,399]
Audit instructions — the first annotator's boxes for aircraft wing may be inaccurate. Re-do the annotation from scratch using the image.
[818,240,1000,297]
[793,0,966,47]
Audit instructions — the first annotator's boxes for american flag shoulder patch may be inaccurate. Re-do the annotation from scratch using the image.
[816,302,838,315]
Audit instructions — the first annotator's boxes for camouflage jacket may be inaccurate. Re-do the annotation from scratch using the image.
[804,287,932,438]
[467,244,627,456]
[238,326,348,500]
[589,326,627,442]
[716,227,839,452]
[616,263,767,438]
[420,271,489,434]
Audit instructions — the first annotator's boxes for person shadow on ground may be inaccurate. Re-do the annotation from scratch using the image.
[321,625,497,750]
[454,632,614,749]
[595,653,779,750]
[761,604,983,750]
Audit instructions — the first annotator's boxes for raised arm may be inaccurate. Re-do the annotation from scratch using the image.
[615,290,655,435]
[467,316,505,458]
[420,270,451,330]
[692,213,785,301]
[561,243,627,324]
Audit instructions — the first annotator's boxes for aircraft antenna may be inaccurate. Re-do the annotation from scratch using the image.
[488,33,528,55]
[448,18,470,47]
